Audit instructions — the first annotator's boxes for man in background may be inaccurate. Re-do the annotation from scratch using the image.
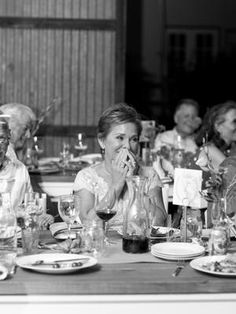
[154,98,202,154]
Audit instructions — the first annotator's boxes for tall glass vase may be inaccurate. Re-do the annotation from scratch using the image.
[208,197,230,255]
[122,176,150,253]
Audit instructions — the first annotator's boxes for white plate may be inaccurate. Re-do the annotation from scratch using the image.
[74,154,102,164]
[29,166,60,174]
[151,248,205,261]
[190,255,236,277]
[151,251,202,261]
[38,157,60,166]
[53,231,78,240]
[150,226,180,240]
[151,242,205,257]
[16,253,97,274]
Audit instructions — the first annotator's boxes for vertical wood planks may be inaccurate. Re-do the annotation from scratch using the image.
[0,0,125,157]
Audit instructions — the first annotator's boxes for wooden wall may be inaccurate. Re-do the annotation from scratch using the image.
[0,0,126,156]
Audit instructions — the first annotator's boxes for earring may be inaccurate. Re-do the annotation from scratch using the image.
[100,148,105,155]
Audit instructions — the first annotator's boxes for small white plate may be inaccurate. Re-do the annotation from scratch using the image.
[151,248,205,261]
[151,242,205,257]
[38,157,60,166]
[74,154,102,164]
[190,255,236,277]
[16,253,97,274]
[150,226,180,240]
[29,166,60,174]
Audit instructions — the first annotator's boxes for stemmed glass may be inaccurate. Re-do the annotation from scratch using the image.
[60,143,71,174]
[74,133,88,157]
[58,194,80,239]
[95,196,117,245]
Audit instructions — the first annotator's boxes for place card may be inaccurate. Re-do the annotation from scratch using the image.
[173,168,207,208]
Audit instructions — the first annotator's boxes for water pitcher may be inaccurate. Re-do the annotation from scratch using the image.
[122,175,150,253]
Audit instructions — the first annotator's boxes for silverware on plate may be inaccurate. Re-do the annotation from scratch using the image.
[31,257,90,268]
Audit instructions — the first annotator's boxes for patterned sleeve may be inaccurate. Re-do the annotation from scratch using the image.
[72,167,96,194]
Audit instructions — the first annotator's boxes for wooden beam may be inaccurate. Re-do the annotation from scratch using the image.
[0,17,116,30]
[115,0,126,102]
[36,124,97,138]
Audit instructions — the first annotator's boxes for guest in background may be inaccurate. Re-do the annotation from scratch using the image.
[196,100,236,172]
[73,103,167,227]
[0,103,36,163]
[0,114,53,227]
[154,98,201,154]
[153,98,202,179]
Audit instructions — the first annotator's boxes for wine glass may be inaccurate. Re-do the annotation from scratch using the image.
[58,194,80,239]
[74,133,88,157]
[60,143,71,174]
[95,197,117,245]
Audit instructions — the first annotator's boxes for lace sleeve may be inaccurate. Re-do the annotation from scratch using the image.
[73,168,97,194]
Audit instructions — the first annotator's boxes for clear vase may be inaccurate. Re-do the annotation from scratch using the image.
[208,197,230,255]
[122,176,150,253]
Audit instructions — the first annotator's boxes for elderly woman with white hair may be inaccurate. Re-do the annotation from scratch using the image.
[0,113,54,227]
[0,103,36,162]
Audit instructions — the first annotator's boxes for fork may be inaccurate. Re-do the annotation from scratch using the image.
[172,260,186,277]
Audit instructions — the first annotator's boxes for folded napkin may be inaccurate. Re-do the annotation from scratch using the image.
[0,264,8,280]
[49,222,82,237]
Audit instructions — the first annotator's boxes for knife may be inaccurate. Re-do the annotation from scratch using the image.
[172,263,185,277]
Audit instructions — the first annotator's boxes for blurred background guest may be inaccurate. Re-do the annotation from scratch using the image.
[73,103,167,227]
[0,103,36,163]
[153,98,202,178]
[154,98,201,154]
[0,113,54,227]
[0,114,32,209]
[196,100,236,172]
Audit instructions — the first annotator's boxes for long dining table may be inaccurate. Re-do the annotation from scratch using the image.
[1,230,236,314]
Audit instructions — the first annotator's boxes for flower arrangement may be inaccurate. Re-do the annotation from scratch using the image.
[196,144,228,202]
[196,143,236,220]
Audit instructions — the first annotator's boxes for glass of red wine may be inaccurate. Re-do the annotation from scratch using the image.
[95,197,117,245]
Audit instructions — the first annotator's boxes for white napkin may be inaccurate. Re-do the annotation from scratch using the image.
[49,222,82,237]
[0,264,8,280]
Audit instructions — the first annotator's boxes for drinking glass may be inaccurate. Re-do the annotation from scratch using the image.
[74,133,88,157]
[95,197,116,245]
[58,194,80,239]
[60,143,71,174]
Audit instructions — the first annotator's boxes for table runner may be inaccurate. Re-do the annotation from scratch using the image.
[37,230,170,264]
[98,240,170,264]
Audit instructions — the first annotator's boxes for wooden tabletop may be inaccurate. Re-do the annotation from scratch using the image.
[2,232,236,296]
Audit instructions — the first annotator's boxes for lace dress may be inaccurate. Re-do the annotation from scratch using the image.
[73,164,162,229]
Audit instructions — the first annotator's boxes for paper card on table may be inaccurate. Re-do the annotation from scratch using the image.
[173,168,207,208]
